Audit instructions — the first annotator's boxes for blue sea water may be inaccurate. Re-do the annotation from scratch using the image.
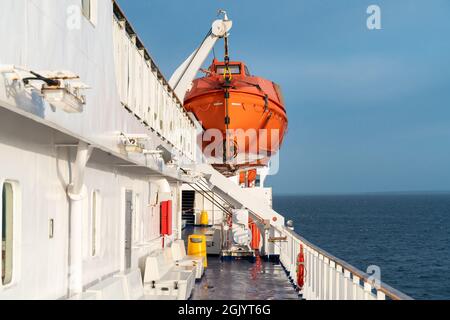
[272,193,450,300]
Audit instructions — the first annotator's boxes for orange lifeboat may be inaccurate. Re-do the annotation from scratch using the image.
[184,59,288,173]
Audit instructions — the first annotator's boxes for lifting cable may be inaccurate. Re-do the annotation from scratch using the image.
[223,33,232,164]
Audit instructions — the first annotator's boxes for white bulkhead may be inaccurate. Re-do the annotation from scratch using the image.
[0,0,193,299]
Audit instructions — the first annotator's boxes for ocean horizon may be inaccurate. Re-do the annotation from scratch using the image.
[273,192,450,300]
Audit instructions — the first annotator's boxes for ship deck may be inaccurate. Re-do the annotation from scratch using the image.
[191,257,300,300]
[183,226,300,300]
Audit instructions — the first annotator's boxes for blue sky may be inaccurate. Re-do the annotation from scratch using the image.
[117,0,450,194]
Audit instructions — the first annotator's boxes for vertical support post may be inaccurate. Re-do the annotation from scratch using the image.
[323,257,329,300]
[176,183,183,240]
[352,275,360,300]
[305,248,312,299]
[377,290,386,300]
[343,269,351,300]
[318,254,323,300]
[335,265,343,300]
[364,281,374,300]
[311,252,317,299]
[329,260,336,300]
[67,141,93,295]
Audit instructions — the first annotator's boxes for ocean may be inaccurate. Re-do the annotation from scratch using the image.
[272,193,450,300]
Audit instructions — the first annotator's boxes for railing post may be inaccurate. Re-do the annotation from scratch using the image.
[335,265,343,300]
[364,281,374,300]
[292,239,297,281]
[343,269,351,300]
[309,251,314,300]
[352,275,361,300]
[287,235,291,275]
[318,254,323,299]
[323,257,329,300]
[313,251,319,300]
[329,260,335,300]
[377,290,386,300]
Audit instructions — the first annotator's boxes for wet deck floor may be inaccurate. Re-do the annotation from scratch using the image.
[191,256,300,300]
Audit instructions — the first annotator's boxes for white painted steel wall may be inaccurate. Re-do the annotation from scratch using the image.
[0,0,196,172]
[0,108,182,299]
[0,0,186,299]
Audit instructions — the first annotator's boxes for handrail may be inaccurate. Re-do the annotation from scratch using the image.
[112,0,195,126]
[280,227,413,300]
[111,6,197,160]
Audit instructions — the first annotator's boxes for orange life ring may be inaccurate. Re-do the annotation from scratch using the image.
[296,244,305,289]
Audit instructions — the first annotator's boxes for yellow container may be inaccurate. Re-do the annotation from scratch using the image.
[200,210,209,226]
[187,234,207,267]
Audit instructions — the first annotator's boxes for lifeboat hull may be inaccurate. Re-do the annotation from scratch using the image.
[184,60,288,170]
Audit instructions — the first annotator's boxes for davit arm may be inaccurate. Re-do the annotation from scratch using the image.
[169,10,232,101]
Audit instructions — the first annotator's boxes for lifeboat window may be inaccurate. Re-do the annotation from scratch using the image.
[1,181,17,286]
[245,66,251,76]
[216,65,241,75]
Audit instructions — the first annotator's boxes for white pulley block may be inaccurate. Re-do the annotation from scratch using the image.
[211,19,233,37]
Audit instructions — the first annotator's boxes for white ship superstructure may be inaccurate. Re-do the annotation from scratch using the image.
[0,0,411,300]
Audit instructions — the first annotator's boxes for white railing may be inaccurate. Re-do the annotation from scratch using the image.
[112,3,196,160]
[279,227,413,300]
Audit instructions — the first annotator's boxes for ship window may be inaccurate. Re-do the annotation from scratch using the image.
[216,65,241,75]
[82,0,91,19]
[1,181,14,286]
[82,0,97,25]
[91,190,101,257]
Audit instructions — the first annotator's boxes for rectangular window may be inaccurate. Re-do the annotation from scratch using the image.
[91,190,101,257]
[82,0,91,20]
[82,0,97,25]
[1,182,14,286]
[216,65,241,75]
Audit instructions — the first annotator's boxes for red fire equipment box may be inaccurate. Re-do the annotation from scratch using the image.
[160,200,172,236]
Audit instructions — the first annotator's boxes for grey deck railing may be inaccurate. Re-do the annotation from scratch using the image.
[278,227,413,300]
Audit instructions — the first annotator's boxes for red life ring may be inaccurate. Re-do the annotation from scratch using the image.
[296,244,305,289]
[227,214,232,228]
